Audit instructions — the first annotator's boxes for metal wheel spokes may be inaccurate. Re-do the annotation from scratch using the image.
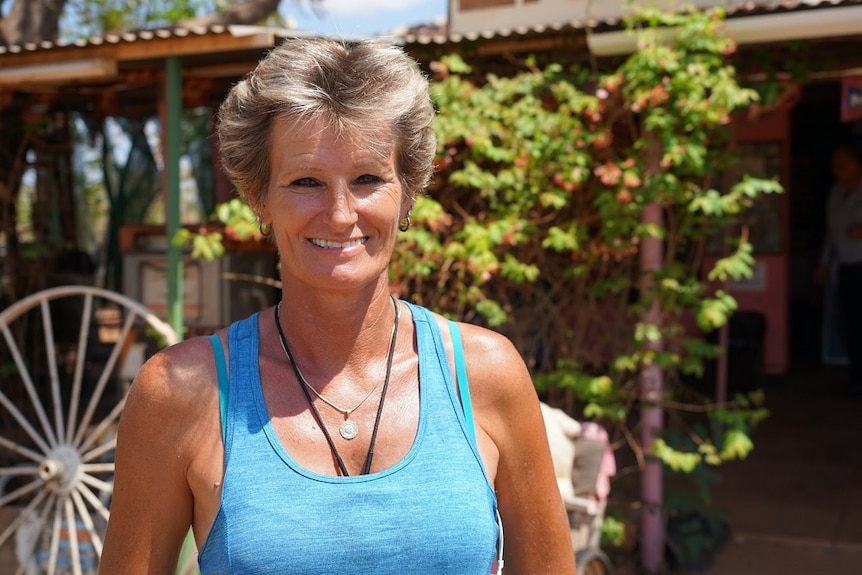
[13,491,55,575]
[0,286,178,574]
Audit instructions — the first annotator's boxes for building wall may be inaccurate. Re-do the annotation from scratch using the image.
[701,108,792,376]
[451,0,838,36]
[452,0,736,35]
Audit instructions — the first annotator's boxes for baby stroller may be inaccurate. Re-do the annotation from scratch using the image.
[541,403,615,575]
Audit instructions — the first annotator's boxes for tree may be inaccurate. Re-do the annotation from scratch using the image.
[0,0,65,46]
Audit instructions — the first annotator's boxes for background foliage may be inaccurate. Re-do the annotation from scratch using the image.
[393,4,776,464]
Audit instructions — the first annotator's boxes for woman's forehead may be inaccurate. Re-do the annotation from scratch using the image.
[272,113,394,158]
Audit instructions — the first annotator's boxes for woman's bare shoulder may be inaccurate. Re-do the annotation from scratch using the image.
[429,313,533,404]
[102,334,224,573]
[125,334,221,428]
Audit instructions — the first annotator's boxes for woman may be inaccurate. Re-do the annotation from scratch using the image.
[99,37,575,574]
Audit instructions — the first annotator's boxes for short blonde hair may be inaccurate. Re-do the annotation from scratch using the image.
[217,37,436,211]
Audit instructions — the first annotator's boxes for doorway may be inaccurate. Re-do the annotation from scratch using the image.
[788,81,858,372]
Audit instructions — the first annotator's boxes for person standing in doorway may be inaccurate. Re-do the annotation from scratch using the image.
[819,141,862,396]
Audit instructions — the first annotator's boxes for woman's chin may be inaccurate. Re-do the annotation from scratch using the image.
[287,266,389,293]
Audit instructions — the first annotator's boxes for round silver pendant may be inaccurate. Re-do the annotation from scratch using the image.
[340,419,359,440]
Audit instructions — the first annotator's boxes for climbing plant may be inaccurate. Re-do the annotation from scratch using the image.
[391,4,778,545]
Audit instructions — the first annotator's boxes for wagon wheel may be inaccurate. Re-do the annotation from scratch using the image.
[0,285,178,575]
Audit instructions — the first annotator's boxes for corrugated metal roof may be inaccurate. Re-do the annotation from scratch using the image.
[402,0,862,46]
[0,24,301,57]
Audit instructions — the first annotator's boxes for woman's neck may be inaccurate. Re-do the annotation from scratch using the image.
[273,279,397,377]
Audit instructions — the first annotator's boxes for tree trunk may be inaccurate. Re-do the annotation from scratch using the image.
[0,0,67,46]
[179,0,283,28]
[0,94,26,306]
[0,0,72,303]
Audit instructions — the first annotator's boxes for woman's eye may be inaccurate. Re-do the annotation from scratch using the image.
[291,177,320,188]
[355,174,382,185]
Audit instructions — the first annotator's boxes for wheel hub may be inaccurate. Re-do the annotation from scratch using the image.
[39,444,82,495]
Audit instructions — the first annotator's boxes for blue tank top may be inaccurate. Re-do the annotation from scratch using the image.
[198,302,499,574]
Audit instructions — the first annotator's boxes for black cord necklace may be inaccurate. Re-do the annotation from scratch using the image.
[274,295,400,476]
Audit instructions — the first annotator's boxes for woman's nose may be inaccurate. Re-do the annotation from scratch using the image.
[324,184,358,228]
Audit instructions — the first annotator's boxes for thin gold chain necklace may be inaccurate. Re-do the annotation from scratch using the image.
[274,296,400,441]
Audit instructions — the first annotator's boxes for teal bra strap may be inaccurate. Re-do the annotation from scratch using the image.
[448,320,504,574]
[208,333,229,442]
[448,320,477,444]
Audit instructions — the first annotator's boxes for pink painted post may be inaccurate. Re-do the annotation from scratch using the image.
[640,201,664,574]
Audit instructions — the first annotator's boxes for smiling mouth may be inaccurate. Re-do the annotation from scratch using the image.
[308,238,368,249]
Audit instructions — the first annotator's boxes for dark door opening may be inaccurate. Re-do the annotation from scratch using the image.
[788,81,858,371]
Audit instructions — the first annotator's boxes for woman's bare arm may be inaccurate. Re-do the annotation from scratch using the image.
[99,341,214,574]
[462,324,576,575]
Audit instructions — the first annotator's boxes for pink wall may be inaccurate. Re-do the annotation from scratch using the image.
[706,106,792,375]
[703,254,789,374]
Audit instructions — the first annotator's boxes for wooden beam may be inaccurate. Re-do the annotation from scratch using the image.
[0,58,117,87]
[461,32,587,56]
[0,28,280,69]
[184,62,258,78]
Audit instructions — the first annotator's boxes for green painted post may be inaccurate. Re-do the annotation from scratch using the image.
[167,58,199,574]
[165,56,184,340]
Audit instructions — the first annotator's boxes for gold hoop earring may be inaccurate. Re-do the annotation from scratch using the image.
[399,212,411,232]
[257,219,272,238]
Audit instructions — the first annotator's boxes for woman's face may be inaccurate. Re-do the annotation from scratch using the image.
[261,115,406,294]
[832,149,862,190]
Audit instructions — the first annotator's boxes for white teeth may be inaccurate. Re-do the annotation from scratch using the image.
[310,238,367,249]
